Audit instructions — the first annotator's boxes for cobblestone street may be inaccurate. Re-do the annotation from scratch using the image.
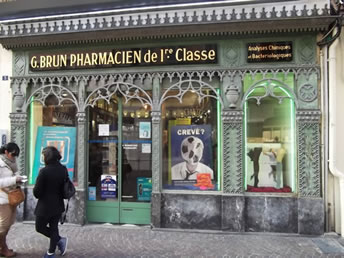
[4,222,344,258]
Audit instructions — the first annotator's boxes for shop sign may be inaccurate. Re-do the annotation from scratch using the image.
[29,44,217,71]
[247,41,292,63]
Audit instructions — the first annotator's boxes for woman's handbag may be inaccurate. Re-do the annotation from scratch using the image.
[63,174,76,200]
[60,171,76,224]
[3,186,25,206]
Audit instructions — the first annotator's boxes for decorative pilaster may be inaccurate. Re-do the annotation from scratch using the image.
[151,76,162,228]
[151,76,161,193]
[296,110,321,197]
[9,112,27,175]
[222,110,243,194]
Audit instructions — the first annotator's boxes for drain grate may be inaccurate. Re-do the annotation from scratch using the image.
[312,238,344,254]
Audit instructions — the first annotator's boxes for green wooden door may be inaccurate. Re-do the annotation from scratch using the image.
[86,95,152,224]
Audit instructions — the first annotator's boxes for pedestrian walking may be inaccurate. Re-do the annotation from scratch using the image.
[0,142,25,257]
[33,146,68,258]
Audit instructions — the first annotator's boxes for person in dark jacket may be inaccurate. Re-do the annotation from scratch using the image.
[33,146,69,258]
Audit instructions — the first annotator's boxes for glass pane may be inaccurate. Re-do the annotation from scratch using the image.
[88,97,118,201]
[162,91,220,191]
[122,94,152,202]
[29,95,77,184]
[245,96,295,192]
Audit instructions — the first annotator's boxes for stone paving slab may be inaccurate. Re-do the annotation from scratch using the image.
[4,222,344,258]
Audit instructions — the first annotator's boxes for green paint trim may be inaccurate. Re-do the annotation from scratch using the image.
[217,89,221,191]
[29,98,34,185]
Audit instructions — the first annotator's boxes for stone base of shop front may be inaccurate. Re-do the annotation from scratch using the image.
[154,193,324,235]
[19,187,86,225]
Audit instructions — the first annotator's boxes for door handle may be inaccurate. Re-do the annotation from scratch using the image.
[122,208,133,211]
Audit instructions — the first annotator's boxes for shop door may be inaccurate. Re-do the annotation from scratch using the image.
[87,96,152,224]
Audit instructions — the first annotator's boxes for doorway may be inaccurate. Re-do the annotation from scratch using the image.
[86,94,152,224]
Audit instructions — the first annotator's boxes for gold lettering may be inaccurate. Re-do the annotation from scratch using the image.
[114,51,121,64]
[98,52,107,64]
[208,50,216,60]
[77,54,84,66]
[151,52,158,63]
[175,48,182,61]
[70,54,77,66]
[126,51,132,64]
[46,55,52,68]
[160,49,164,63]
[84,53,91,66]
[193,50,200,61]
[91,53,98,65]
[40,56,46,68]
[108,52,115,65]
[133,50,141,64]
[52,55,59,67]
[60,55,67,67]
[30,56,38,68]
[201,50,208,61]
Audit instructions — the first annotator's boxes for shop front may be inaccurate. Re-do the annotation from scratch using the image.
[0,0,334,234]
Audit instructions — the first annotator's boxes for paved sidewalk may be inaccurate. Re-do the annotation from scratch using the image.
[5,222,344,258]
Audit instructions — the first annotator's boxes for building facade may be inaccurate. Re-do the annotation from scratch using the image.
[0,0,337,234]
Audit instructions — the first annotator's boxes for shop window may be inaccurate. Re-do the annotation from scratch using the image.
[162,90,221,191]
[244,76,296,193]
[29,95,77,184]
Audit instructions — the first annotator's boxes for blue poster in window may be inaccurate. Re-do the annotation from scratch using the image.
[137,177,152,201]
[100,175,117,198]
[32,126,76,184]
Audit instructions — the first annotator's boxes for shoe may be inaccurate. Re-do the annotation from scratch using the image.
[57,237,68,256]
[43,252,55,258]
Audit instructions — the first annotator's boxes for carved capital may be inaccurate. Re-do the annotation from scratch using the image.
[76,112,86,124]
[9,113,27,126]
[151,111,161,122]
[296,110,321,123]
[222,110,243,123]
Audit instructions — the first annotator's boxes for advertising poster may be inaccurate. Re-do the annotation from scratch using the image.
[139,122,151,139]
[88,186,96,201]
[169,124,215,190]
[100,174,117,199]
[32,126,76,184]
[137,177,152,201]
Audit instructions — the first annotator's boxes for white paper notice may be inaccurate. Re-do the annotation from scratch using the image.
[98,124,110,136]
[142,143,151,153]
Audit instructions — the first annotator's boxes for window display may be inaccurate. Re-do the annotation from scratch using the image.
[244,76,296,193]
[162,91,220,191]
[29,95,77,184]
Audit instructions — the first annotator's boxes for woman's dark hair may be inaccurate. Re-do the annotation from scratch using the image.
[0,142,20,157]
[42,146,62,165]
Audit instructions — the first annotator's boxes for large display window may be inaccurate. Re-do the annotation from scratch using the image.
[244,74,296,193]
[28,95,77,184]
[162,90,221,191]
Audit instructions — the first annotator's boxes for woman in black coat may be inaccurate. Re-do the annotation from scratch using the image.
[33,146,69,258]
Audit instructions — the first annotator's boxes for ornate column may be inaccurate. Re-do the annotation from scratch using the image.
[68,78,87,225]
[296,109,323,234]
[296,110,321,197]
[222,110,244,194]
[221,74,245,231]
[151,75,162,228]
